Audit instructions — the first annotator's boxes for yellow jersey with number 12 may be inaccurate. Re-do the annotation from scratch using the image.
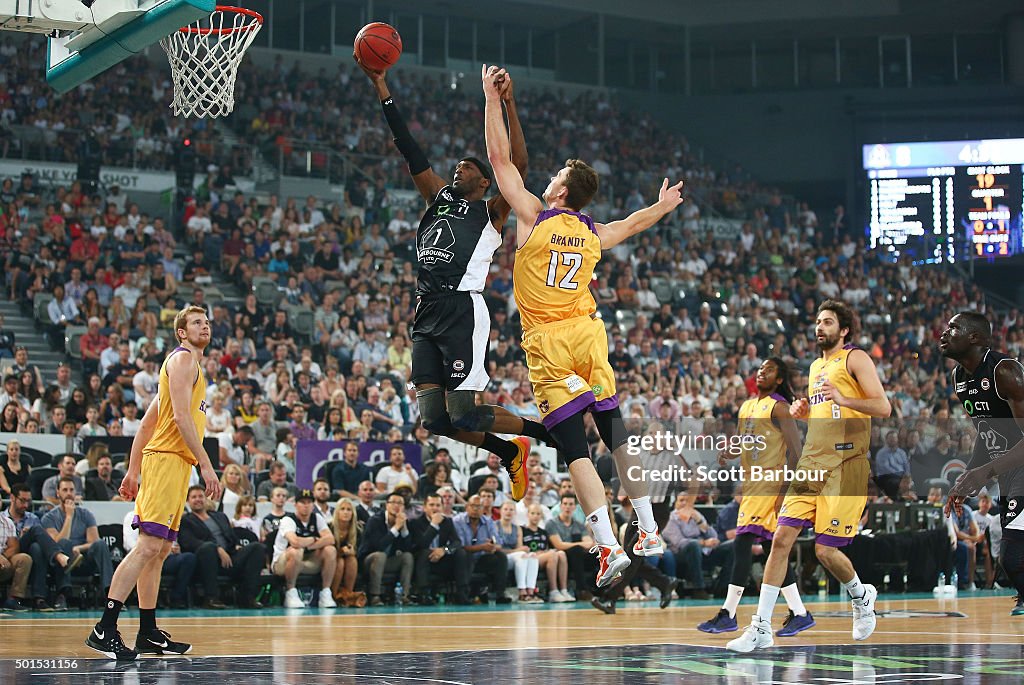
[514,208,602,333]
[142,346,207,465]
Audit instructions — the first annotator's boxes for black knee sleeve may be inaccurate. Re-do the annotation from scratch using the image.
[417,387,455,437]
[731,533,755,586]
[1000,537,1024,593]
[592,406,630,451]
[548,412,591,465]
[448,390,495,432]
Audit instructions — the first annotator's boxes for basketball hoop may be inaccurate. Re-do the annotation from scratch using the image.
[160,5,262,119]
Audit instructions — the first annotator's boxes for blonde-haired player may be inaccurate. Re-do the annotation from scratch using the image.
[483,65,685,587]
[85,306,221,660]
[729,299,892,652]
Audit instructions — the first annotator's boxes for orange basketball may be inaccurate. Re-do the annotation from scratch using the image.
[355,22,403,71]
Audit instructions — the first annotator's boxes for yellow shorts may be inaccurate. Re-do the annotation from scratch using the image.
[777,457,869,547]
[134,451,193,542]
[736,495,780,541]
[520,315,617,428]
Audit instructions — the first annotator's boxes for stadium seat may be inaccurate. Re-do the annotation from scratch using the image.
[64,325,88,360]
[289,307,315,345]
[27,467,57,501]
[33,293,52,323]
[254,279,281,309]
[18,445,53,468]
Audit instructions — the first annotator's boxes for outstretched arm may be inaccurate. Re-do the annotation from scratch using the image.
[355,54,446,204]
[594,178,685,249]
[482,65,543,247]
[487,74,528,228]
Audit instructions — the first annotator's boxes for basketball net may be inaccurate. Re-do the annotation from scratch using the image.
[160,6,263,119]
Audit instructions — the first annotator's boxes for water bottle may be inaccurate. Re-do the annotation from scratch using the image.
[933,572,946,596]
[394,581,404,605]
[946,571,958,597]
[817,575,827,599]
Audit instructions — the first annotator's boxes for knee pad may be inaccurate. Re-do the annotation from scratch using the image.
[548,412,591,465]
[417,387,455,437]
[447,390,495,432]
[592,406,630,452]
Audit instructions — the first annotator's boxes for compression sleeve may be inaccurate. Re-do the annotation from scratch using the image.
[381,97,431,176]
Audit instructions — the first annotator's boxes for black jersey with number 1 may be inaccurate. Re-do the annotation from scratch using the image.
[416,185,501,297]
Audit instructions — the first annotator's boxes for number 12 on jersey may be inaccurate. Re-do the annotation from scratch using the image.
[545,250,582,290]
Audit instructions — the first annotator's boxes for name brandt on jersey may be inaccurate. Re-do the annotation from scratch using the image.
[550,234,585,248]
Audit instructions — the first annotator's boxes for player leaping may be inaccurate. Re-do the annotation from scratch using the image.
[728,299,891,652]
[355,55,553,502]
[85,306,222,660]
[482,64,683,587]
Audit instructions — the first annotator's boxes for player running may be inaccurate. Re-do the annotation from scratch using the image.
[85,306,222,660]
[482,64,684,587]
[698,357,814,636]
[728,300,891,652]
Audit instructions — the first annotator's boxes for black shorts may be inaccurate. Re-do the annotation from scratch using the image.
[411,291,491,391]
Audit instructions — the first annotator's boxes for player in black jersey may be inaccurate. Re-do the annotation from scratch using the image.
[355,55,552,501]
[940,311,1024,615]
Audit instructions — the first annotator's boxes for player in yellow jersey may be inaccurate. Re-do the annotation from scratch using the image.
[482,65,685,588]
[698,357,815,636]
[729,300,891,653]
[85,306,221,661]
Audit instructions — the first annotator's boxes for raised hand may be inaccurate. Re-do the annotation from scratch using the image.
[353,50,386,83]
[657,178,685,211]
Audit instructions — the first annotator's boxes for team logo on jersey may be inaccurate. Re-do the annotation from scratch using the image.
[1009,498,1018,511]
[452,360,465,371]
[964,400,974,415]
[539,400,549,413]
[955,382,967,393]
[198,399,208,414]
[419,218,456,265]
[981,378,990,390]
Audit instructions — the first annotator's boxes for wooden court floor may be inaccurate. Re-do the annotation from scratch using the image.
[1,592,1022,684]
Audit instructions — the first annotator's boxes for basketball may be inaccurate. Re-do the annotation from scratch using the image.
[354,22,403,71]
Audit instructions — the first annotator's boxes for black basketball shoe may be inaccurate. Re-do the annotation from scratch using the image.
[85,623,139,661]
[135,629,193,655]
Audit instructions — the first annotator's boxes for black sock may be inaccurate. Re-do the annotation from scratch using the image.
[521,420,554,446]
[99,598,123,631]
[481,433,518,466]
[139,608,157,634]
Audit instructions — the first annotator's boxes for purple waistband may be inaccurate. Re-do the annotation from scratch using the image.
[132,514,178,542]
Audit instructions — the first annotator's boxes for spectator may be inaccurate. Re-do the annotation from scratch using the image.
[453,494,510,604]
[663,494,734,599]
[375,445,418,493]
[0,503,32,611]
[231,495,261,538]
[83,454,123,501]
[410,492,469,605]
[523,502,571,602]
[41,477,114,605]
[217,463,251,514]
[497,500,542,603]
[358,490,414,606]
[472,453,512,495]
[273,489,337,609]
[312,478,333,520]
[0,375,30,413]
[256,461,298,501]
[1,439,31,497]
[259,486,290,545]
[2,484,75,610]
[218,425,256,471]
[177,486,266,609]
[354,480,380,524]
[329,498,366,607]
[546,494,598,600]
[122,507,196,609]
[249,401,277,460]
[330,442,371,500]
[951,501,980,591]
[43,455,84,505]
[874,430,911,501]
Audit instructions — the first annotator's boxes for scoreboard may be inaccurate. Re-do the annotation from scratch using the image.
[862,138,1024,263]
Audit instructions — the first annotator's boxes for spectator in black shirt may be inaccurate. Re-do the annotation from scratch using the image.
[0,314,15,358]
[183,249,210,283]
[608,338,635,375]
[102,343,139,393]
[264,310,296,356]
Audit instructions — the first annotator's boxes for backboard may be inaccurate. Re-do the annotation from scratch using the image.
[0,0,214,93]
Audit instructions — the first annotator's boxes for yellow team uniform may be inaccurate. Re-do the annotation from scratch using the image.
[133,346,207,541]
[514,208,617,427]
[779,345,871,546]
[735,394,789,541]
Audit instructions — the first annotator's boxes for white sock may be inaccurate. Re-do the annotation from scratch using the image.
[630,496,657,532]
[844,574,865,600]
[586,507,617,546]
[722,584,744,618]
[780,583,807,616]
[755,583,781,623]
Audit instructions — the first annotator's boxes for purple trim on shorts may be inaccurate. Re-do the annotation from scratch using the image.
[535,208,597,236]
[777,516,813,529]
[593,394,619,412]
[736,524,773,542]
[542,392,596,429]
[815,532,854,548]
[132,515,178,542]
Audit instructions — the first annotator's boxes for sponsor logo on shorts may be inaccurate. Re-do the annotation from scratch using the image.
[1010,498,1018,511]
[835,442,853,450]
[825,528,838,534]
[451,373,466,379]
[845,525,853,534]
[539,400,549,413]
[981,378,990,390]
[565,375,586,393]
[592,384,603,396]
[453,360,465,371]
[831,518,840,527]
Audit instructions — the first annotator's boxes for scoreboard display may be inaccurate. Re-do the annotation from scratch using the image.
[862,138,1024,263]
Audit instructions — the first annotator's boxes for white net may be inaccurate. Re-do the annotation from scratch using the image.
[160,7,262,119]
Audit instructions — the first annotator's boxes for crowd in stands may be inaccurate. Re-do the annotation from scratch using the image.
[0,48,1020,611]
